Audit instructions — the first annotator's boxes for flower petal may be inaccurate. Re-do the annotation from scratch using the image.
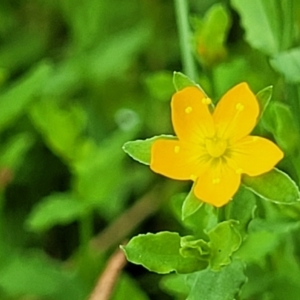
[150,139,205,180]
[194,159,241,207]
[172,87,215,143]
[213,83,259,142]
[228,136,284,176]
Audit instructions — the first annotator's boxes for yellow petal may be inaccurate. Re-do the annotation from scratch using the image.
[172,87,215,143]
[213,83,259,142]
[150,139,206,180]
[194,159,241,207]
[228,136,284,176]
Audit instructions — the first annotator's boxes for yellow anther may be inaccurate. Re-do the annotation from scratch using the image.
[190,174,197,181]
[202,97,212,105]
[212,178,220,184]
[174,146,180,153]
[185,106,193,114]
[236,103,244,111]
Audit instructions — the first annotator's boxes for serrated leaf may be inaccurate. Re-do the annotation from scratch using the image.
[26,193,88,232]
[123,135,175,165]
[231,0,280,55]
[186,260,246,300]
[182,187,203,220]
[122,232,205,274]
[243,168,300,204]
[207,220,242,270]
[256,85,272,119]
[270,48,300,83]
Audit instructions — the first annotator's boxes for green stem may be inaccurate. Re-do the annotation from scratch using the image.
[174,0,197,80]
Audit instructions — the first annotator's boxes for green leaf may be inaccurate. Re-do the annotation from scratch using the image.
[182,187,203,220]
[207,220,242,270]
[186,260,246,300]
[122,232,205,274]
[160,274,189,298]
[0,133,34,172]
[226,186,257,235]
[231,0,280,55]
[0,250,85,300]
[256,85,273,119]
[0,62,52,133]
[270,48,300,83]
[26,193,88,232]
[173,72,205,93]
[123,135,175,165]
[262,102,299,153]
[243,168,300,204]
[193,4,230,67]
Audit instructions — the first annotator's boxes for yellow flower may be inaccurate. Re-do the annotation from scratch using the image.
[150,83,284,207]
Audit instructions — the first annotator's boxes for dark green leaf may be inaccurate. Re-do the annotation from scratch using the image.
[256,85,273,119]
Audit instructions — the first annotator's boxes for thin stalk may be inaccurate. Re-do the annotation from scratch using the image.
[174,0,197,81]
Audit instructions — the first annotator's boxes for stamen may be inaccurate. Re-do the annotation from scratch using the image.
[185,106,193,114]
[212,178,220,184]
[202,97,212,105]
[174,146,180,153]
[236,103,244,111]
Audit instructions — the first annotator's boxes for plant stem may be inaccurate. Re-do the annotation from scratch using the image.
[79,211,93,252]
[174,0,197,81]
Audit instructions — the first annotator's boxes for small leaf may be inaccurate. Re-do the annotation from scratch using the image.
[243,168,300,204]
[160,274,189,298]
[123,135,175,165]
[207,220,242,270]
[182,187,203,220]
[173,72,205,93]
[270,48,300,83]
[122,232,205,274]
[186,260,246,300]
[193,4,231,67]
[256,85,273,119]
[231,0,280,55]
[26,193,88,232]
[226,186,257,235]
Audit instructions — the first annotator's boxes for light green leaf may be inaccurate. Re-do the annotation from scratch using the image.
[262,102,299,153]
[256,85,273,119]
[0,62,52,132]
[208,220,242,270]
[173,72,205,93]
[160,274,189,298]
[243,168,300,204]
[182,187,203,220]
[0,133,34,172]
[123,135,175,165]
[231,0,280,55]
[270,48,300,83]
[0,250,85,300]
[29,98,87,162]
[26,193,88,232]
[122,232,205,274]
[186,260,246,300]
[226,186,257,235]
[193,4,230,67]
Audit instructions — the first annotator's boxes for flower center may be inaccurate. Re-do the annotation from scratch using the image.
[205,137,227,158]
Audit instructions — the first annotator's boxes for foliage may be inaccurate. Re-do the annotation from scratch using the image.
[1,0,300,299]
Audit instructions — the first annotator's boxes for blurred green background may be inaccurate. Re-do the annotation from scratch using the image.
[1,0,300,299]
